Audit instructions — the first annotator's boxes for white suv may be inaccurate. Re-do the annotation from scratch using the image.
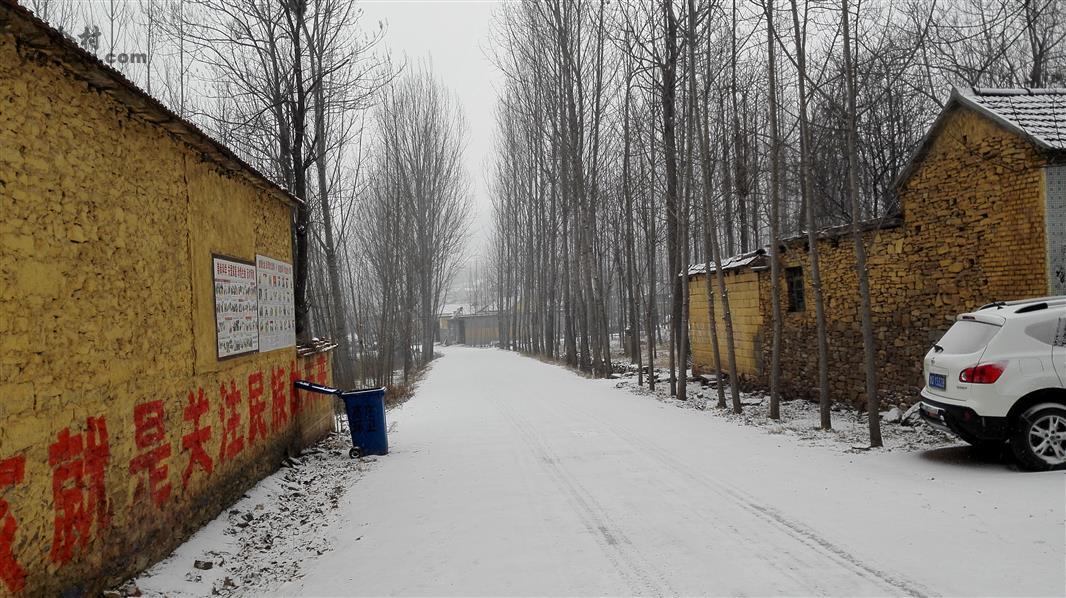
[920,296,1066,471]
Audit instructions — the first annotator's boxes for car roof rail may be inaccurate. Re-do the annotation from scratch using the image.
[1015,302,1049,313]
[980,295,1066,310]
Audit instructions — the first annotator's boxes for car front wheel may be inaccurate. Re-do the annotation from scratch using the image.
[1011,404,1066,471]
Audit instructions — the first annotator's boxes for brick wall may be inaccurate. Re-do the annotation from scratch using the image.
[0,27,335,595]
[689,269,763,381]
[689,105,1052,409]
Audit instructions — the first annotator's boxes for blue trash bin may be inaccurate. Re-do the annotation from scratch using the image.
[340,387,388,457]
[293,381,388,458]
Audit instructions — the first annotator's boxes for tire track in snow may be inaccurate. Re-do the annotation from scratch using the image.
[496,397,678,597]
[573,401,933,598]
[507,380,839,595]
[515,385,865,595]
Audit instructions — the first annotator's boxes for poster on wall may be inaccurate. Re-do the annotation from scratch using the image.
[256,254,296,352]
[213,255,259,359]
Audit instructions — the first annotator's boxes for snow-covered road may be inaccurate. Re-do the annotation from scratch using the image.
[274,346,1063,597]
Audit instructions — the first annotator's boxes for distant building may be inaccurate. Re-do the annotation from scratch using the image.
[689,87,1066,407]
[439,305,507,346]
[437,303,471,345]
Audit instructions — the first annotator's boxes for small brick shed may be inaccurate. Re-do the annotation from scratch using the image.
[0,0,336,594]
[689,87,1066,408]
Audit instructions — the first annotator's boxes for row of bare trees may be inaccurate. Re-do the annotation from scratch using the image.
[352,68,471,387]
[486,0,1064,445]
[23,0,471,388]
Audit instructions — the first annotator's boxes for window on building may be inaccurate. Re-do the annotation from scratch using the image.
[786,267,805,312]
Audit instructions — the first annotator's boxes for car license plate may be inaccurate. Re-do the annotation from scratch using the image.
[928,373,946,390]
[920,402,945,423]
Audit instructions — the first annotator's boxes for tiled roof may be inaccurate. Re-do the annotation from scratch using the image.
[959,88,1066,151]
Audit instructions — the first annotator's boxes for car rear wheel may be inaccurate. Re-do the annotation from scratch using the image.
[1010,405,1066,471]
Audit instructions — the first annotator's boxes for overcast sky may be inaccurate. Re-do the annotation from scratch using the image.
[360,0,506,260]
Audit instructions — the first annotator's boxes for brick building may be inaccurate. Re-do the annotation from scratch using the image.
[0,1,335,594]
[689,87,1066,408]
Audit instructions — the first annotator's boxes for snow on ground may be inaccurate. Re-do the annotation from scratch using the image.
[133,346,1065,597]
[130,432,370,597]
[608,365,960,455]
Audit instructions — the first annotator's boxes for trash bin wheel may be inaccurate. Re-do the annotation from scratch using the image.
[349,446,362,459]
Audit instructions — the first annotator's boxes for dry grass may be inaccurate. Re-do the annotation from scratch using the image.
[384,360,432,409]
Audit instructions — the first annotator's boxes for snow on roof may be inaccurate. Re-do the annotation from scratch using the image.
[439,304,473,318]
[961,87,1066,151]
[685,250,766,277]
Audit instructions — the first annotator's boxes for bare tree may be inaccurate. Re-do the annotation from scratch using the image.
[842,0,882,446]
[764,0,784,420]
[377,66,470,369]
[788,0,831,429]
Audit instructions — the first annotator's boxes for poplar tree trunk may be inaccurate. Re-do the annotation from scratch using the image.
[622,49,643,387]
[765,0,784,420]
[843,0,883,447]
[660,0,681,397]
[790,0,832,429]
[312,70,353,386]
[645,121,658,391]
[289,2,311,344]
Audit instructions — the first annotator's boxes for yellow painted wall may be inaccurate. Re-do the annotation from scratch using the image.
[0,27,334,595]
[689,270,763,380]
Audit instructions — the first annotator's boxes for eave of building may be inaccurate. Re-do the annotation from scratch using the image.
[685,215,903,279]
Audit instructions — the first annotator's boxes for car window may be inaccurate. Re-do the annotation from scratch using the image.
[1024,320,1056,346]
[936,320,1000,354]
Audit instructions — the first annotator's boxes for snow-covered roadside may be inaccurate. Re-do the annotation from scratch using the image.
[125,431,372,597]
[605,364,968,456]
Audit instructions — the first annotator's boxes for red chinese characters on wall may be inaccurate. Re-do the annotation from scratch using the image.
[290,360,303,418]
[1,357,331,589]
[129,401,172,507]
[290,355,329,419]
[314,355,327,386]
[247,372,267,445]
[0,455,26,594]
[48,417,110,566]
[270,365,289,433]
[218,381,245,462]
[181,388,214,489]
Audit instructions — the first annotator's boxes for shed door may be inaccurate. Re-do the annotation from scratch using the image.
[1047,165,1066,295]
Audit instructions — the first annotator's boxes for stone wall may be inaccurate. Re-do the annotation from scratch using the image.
[0,24,335,596]
[689,105,1052,409]
[768,224,914,406]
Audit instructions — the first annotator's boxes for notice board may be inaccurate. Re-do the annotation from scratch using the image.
[256,254,296,352]
[213,255,259,359]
